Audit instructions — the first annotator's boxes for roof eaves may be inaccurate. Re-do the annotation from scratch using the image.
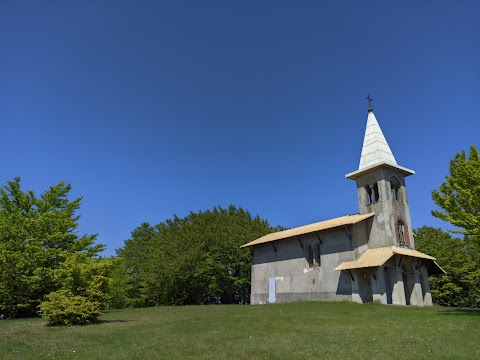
[240,213,375,248]
[345,162,415,180]
[335,246,445,275]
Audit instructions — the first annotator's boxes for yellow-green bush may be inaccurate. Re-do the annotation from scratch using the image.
[39,290,102,325]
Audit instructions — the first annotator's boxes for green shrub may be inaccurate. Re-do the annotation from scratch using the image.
[39,254,114,325]
[39,290,102,326]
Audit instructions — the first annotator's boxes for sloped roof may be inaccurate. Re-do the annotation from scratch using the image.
[335,246,445,274]
[240,213,375,248]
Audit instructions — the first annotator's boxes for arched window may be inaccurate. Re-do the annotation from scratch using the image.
[390,177,401,201]
[365,183,380,204]
[306,244,313,268]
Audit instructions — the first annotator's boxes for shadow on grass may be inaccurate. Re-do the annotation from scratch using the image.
[97,319,138,324]
[43,319,138,327]
[437,308,480,316]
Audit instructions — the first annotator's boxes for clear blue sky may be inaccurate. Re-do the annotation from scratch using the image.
[1,1,479,256]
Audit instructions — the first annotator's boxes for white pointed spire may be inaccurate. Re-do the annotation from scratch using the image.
[358,111,397,169]
[345,107,414,180]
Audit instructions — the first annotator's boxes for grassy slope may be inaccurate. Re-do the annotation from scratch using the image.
[0,302,479,359]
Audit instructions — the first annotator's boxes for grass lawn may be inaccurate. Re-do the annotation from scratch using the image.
[0,302,479,359]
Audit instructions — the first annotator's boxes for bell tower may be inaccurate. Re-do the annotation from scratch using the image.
[346,98,415,249]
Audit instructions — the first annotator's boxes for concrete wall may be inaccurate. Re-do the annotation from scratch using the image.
[354,168,415,249]
[347,257,433,306]
[250,226,362,304]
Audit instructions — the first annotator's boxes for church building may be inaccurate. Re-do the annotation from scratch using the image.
[241,102,445,306]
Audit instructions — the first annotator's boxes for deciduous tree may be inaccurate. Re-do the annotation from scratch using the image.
[428,146,479,307]
[111,206,279,306]
[0,178,106,319]
[415,226,479,307]
[432,146,480,238]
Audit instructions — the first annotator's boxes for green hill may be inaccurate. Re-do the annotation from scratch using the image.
[1,302,478,359]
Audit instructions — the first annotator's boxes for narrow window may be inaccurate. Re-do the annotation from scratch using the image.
[365,185,374,204]
[397,220,405,245]
[366,183,380,204]
[373,183,380,202]
[390,186,396,201]
[315,243,321,267]
[390,177,400,201]
[307,244,313,268]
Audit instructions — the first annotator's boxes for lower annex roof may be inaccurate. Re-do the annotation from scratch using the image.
[335,246,446,275]
[240,213,375,248]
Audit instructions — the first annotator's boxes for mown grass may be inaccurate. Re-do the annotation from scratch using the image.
[0,302,479,359]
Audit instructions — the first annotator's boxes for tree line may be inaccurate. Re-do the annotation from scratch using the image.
[0,178,279,322]
[108,206,280,308]
[0,146,478,323]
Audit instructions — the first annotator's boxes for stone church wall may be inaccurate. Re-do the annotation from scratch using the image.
[250,227,359,305]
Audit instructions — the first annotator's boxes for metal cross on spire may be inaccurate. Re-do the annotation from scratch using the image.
[366,94,373,112]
